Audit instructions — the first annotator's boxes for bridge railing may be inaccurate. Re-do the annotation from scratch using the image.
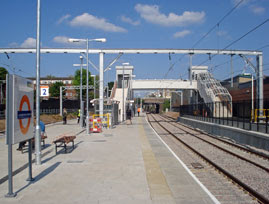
[178,99,269,134]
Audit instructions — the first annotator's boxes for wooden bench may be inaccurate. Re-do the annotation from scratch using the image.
[53,135,76,154]
[18,133,48,153]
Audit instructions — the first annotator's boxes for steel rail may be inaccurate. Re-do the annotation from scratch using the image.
[147,113,269,204]
[158,115,269,173]
[162,114,269,160]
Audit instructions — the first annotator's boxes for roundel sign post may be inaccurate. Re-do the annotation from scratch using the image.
[5,75,34,197]
[6,75,34,145]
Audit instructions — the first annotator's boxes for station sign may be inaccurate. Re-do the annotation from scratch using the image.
[40,85,49,97]
[6,75,34,144]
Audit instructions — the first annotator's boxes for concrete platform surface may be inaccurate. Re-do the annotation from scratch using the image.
[0,115,219,204]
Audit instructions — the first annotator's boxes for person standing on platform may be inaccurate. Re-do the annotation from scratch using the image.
[126,107,132,124]
[77,109,81,124]
[63,108,67,124]
[137,107,140,117]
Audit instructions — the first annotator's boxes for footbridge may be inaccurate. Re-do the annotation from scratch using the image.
[132,79,196,90]
[110,64,234,121]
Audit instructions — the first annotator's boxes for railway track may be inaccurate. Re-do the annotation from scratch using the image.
[163,114,269,160]
[147,113,269,204]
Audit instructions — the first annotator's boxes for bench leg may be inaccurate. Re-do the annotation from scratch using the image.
[64,144,67,153]
[72,141,74,150]
[55,145,57,155]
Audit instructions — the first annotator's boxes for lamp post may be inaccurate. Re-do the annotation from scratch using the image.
[73,61,86,128]
[68,38,106,134]
[91,75,96,100]
[79,56,83,128]
[35,0,41,166]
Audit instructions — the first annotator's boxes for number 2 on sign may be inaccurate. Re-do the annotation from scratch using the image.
[43,89,46,95]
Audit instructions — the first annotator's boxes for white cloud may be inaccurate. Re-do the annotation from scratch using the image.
[249,5,265,15]
[21,37,36,48]
[53,36,85,45]
[70,13,127,32]
[121,16,140,26]
[173,30,191,38]
[53,36,69,44]
[135,4,205,27]
[57,14,71,24]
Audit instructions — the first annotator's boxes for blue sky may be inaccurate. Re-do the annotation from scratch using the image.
[0,0,268,84]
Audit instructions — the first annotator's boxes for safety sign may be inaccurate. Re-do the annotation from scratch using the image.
[6,75,34,144]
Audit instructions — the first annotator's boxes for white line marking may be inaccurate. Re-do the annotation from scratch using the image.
[146,116,221,204]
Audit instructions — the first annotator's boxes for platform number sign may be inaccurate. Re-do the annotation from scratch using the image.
[40,86,49,97]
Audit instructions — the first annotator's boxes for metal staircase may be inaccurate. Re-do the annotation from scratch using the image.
[197,72,232,117]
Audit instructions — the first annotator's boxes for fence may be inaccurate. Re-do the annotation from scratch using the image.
[179,99,269,134]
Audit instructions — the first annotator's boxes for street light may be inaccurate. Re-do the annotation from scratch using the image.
[91,75,96,100]
[79,56,83,128]
[69,37,106,134]
[73,58,85,128]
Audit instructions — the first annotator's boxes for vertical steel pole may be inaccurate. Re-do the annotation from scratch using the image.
[99,52,104,117]
[189,54,193,104]
[5,75,16,197]
[257,55,263,113]
[27,139,34,181]
[86,39,89,134]
[189,54,193,85]
[94,75,96,100]
[122,65,125,122]
[231,55,234,88]
[35,0,41,165]
[251,75,254,121]
[180,91,183,106]
[60,86,62,116]
[80,57,83,128]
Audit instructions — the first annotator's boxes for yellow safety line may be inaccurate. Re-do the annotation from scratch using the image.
[138,117,174,201]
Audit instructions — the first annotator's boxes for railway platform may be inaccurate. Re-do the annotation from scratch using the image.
[0,114,219,204]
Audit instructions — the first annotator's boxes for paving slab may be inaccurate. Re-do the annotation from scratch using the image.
[0,115,219,204]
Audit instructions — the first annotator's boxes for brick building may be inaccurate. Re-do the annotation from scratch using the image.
[29,77,77,99]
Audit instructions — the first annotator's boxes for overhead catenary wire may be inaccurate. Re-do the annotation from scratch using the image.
[163,0,245,82]
[191,0,245,48]
[197,18,269,67]
[210,43,269,73]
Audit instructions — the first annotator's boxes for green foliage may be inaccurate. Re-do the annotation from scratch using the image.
[49,81,64,97]
[72,69,98,99]
[0,67,8,80]
[163,99,170,111]
[108,81,114,90]
[46,74,56,79]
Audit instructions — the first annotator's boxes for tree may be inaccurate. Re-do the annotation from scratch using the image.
[0,67,8,80]
[0,67,8,104]
[163,99,170,111]
[46,74,56,79]
[49,81,64,97]
[72,68,96,99]
[108,81,114,90]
